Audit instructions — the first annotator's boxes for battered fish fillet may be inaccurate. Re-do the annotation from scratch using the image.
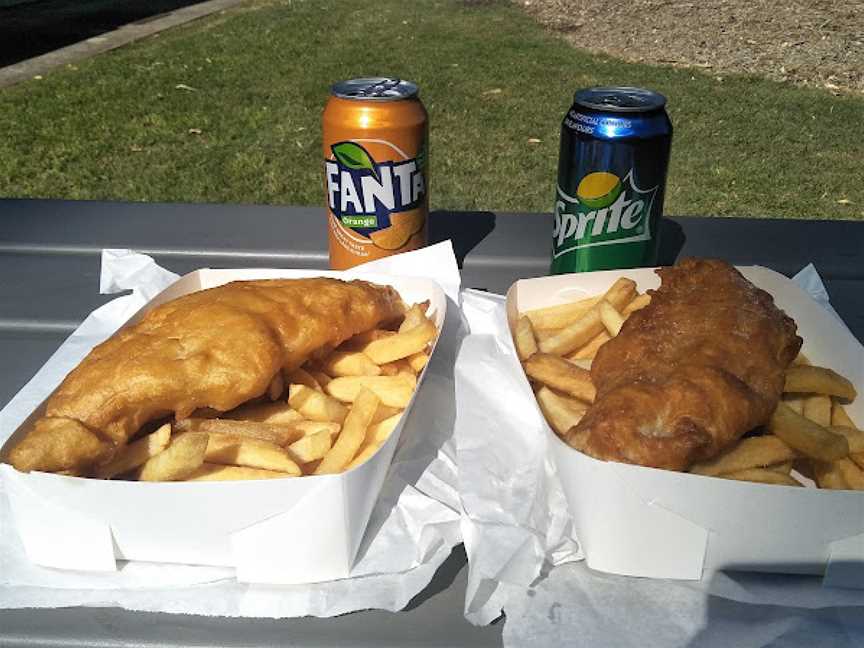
[567,259,801,471]
[8,278,404,475]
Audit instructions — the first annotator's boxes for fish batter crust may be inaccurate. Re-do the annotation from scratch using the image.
[8,278,404,475]
[568,259,802,470]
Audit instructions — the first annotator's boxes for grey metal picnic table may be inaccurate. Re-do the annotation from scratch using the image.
[1,199,862,647]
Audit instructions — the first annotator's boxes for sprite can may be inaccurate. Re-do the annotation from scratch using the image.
[551,86,673,273]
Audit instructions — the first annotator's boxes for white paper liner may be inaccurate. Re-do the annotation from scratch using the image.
[0,242,464,618]
[502,561,864,648]
[456,264,864,642]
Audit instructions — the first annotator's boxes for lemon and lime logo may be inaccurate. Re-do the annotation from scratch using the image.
[553,170,658,258]
[325,141,426,232]
[577,172,622,209]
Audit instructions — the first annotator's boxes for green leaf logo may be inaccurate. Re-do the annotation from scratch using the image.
[331,141,377,178]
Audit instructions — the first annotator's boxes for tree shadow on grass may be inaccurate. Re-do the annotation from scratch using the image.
[0,0,212,67]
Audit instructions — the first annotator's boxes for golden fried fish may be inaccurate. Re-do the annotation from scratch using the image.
[569,259,802,471]
[8,278,404,475]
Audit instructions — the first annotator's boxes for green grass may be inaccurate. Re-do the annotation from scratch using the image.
[1,0,862,219]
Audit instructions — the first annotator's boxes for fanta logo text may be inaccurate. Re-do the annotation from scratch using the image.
[325,141,425,217]
[552,170,658,258]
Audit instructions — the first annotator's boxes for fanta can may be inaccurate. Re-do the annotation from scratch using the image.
[552,86,673,273]
[323,78,429,270]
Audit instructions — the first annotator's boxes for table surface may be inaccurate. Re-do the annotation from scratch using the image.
[1,199,863,647]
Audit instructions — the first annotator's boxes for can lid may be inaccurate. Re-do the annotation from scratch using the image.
[573,86,666,113]
[330,77,419,101]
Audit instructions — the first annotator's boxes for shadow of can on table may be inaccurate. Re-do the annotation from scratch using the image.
[552,86,674,274]
[323,77,429,270]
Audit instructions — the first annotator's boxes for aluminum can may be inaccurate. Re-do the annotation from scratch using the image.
[323,78,429,270]
[551,86,673,273]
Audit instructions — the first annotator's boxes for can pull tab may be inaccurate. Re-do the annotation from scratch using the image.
[331,78,418,101]
[573,86,667,113]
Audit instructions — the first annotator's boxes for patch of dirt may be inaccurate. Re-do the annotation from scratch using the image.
[519,0,864,95]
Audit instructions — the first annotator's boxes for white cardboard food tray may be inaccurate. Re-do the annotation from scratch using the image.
[507,266,864,587]
[0,267,446,585]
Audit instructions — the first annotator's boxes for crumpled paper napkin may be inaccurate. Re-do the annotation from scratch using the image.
[0,242,464,618]
[455,263,864,645]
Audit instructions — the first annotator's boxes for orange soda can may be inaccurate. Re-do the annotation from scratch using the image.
[323,78,429,269]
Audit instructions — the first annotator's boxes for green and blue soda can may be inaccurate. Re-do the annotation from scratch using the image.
[551,86,673,273]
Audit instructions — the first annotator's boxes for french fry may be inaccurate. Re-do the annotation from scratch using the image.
[316,388,380,474]
[186,464,295,481]
[370,404,403,425]
[222,401,303,425]
[534,327,558,343]
[175,418,301,446]
[302,459,322,475]
[138,432,208,481]
[346,413,403,469]
[325,375,416,408]
[310,370,332,387]
[201,433,301,475]
[802,394,832,427]
[537,279,635,355]
[720,468,802,487]
[690,435,797,476]
[827,426,864,453]
[523,353,596,403]
[834,457,864,489]
[367,412,402,445]
[813,460,849,489]
[267,372,285,400]
[408,352,429,373]
[781,394,805,416]
[339,329,396,351]
[566,357,592,370]
[784,366,857,401]
[95,423,171,479]
[851,453,864,472]
[621,293,651,317]
[769,402,849,461]
[600,277,639,311]
[566,331,610,361]
[285,430,332,464]
[362,319,437,364]
[524,295,601,330]
[831,402,858,428]
[535,386,588,436]
[768,461,794,474]
[399,304,427,333]
[290,420,341,439]
[288,384,348,423]
[514,315,539,361]
[346,443,384,470]
[379,359,415,377]
[320,351,382,377]
[598,300,625,337]
[538,308,603,356]
[286,367,322,392]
